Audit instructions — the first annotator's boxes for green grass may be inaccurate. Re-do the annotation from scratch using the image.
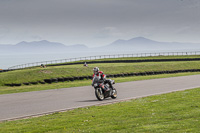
[1,55,200,95]
[0,72,200,95]
[1,61,200,86]
[1,55,200,132]
[1,86,200,132]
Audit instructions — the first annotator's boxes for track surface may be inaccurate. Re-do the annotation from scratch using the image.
[1,75,200,121]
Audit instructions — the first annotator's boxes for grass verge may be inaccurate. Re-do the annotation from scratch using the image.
[0,86,200,132]
[1,55,200,95]
[0,72,200,95]
[1,61,200,86]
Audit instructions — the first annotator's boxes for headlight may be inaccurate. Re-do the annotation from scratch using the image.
[111,80,115,84]
[94,83,98,87]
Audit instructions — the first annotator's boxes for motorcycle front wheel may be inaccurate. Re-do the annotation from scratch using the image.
[95,88,104,101]
[111,88,117,99]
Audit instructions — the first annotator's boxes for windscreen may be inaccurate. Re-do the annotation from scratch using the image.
[92,75,100,84]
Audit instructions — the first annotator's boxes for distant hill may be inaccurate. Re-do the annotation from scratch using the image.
[0,40,88,54]
[104,37,200,51]
[110,37,159,46]
[107,37,159,50]
[1,37,200,54]
[15,40,66,48]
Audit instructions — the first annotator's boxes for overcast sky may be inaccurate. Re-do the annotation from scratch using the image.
[0,0,200,47]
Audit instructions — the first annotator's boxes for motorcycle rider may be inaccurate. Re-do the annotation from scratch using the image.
[92,67,114,91]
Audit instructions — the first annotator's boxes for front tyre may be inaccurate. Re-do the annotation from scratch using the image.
[111,88,117,99]
[95,88,104,101]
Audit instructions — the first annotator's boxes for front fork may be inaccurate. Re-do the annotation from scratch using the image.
[99,88,103,95]
[95,87,103,95]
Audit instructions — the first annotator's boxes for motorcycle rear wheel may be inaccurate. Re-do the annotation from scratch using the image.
[95,89,104,101]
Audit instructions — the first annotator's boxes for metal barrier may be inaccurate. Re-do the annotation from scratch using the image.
[7,51,200,70]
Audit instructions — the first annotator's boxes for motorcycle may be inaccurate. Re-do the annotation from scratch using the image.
[92,75,117,101]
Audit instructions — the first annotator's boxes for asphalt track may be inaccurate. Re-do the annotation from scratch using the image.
[1,74,200,121]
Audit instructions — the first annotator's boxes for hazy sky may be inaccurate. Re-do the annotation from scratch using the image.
[0,0,200,47]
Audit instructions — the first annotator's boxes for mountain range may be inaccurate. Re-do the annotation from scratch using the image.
[1,37,200,54]
[0,40,88,54]
[105,37,200,51]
